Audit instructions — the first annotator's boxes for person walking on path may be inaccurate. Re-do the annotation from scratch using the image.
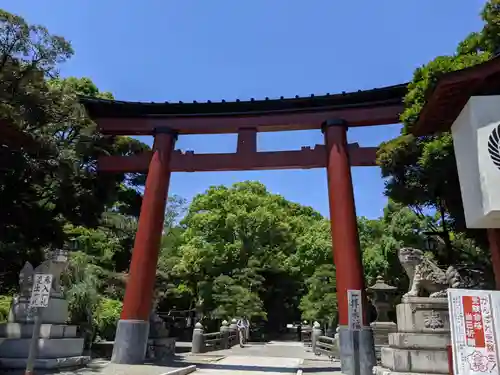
[237,318,247,347]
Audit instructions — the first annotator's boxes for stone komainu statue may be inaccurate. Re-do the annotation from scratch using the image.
[398,247,462,298]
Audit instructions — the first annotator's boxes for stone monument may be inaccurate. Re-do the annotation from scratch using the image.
[374,247,462,375]
[367,276,398,361]
[146,301,176,361]
[0,250,89,370]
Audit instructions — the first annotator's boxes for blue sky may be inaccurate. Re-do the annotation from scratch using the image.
[2,0,487,219]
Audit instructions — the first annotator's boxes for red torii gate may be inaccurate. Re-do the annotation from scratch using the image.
[80,83,406,371]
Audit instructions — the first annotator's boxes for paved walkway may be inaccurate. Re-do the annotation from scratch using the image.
[38,341,341,375]
[195,355,301,374]
[190,341,342,374]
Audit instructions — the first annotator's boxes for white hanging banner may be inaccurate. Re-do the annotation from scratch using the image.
[451,96,500,228]
[448,289,500,375]
[347,289,363,331]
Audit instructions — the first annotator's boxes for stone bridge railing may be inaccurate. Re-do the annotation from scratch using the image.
[301,324,312,347]
[191,319,239,354]
[311,322,339,360]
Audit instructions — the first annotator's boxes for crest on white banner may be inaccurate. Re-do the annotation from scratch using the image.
[488,124,500,171]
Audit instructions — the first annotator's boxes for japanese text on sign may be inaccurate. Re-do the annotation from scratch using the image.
[29,274,52,308]
[347,289,363,331]
[449,289,500,375]
[463,295,485,348]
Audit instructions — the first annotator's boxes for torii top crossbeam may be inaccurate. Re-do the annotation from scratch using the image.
[80,83,406,135]
[79,84,406,173]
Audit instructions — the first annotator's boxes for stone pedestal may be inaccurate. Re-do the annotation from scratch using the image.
[374,297,451,375]
[146,310,176,361]
[367,276,398,362]
[0,297,89,370]
[371,321,397,361]
[146,337,176,360]
[9,295,69,324]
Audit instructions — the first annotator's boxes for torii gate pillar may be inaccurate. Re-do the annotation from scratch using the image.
[112,127,177,364]
[323,119,376,375]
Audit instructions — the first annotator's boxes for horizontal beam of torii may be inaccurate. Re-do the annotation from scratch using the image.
[99,143,378,173]
[93,104,401,135]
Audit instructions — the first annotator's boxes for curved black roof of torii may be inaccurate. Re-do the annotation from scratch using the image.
[79,83,408,118]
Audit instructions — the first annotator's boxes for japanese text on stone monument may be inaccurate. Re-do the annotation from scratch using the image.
[29,273,52,308]
[347,289,363,331]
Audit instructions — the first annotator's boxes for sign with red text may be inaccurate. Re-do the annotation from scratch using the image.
[448,289,500,375]
[347,289,363,331]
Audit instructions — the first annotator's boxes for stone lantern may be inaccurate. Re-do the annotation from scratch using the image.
[366,275,398,360]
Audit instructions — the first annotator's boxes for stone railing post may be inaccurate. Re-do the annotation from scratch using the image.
[334,326,340,352]
[229,318,238,344]
[191,322,205,354]
[220,320,230,349]
[229,318,238,333]
[312,321,323,354]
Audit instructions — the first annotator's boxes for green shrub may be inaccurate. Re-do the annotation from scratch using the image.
[0,295,12,322]
[94,298,122,341]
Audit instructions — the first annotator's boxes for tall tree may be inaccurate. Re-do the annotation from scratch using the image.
[165,181,332,330]
[299,264,337,326]
[0,9,148,293]
[376,1,500,251]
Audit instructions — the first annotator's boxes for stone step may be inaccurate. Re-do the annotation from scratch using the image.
[381,347,449,374]
[0,337,84,359]
[388,332,451,350]
[0,323,77,338]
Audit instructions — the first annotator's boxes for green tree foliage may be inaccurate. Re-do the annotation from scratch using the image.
[94,298,123,341]
[159,181,332,330]
[0,8,148,294]
[377,0,500,251]
[0,5,493,344]
[299,264,337,325]
[0,9,152,343]
[0,295,12,322]
[137,183,491,332]
[360,201,429,291]
[61,251,102,347]
[360,200,493,291]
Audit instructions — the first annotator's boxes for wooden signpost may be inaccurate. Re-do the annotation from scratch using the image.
[25,274,53,375]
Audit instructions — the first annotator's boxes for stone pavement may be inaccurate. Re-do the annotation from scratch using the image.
[300,359,343,375]
[4,362,181,375]
[8,359,184,375]
[198,341,316,358]
[195,355,301,374]
[190,341,342,374]
[23,341,341,375]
